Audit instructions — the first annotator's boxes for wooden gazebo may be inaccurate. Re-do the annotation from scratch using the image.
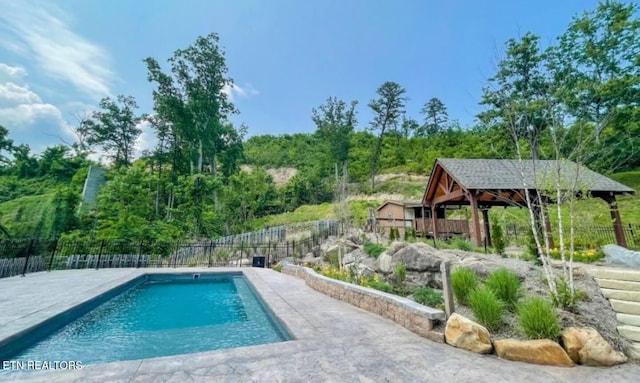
[422,159,635,247]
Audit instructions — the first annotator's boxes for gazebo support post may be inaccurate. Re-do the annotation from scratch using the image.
[599,193,627,248]
[542,205,555,249]
[468,191,483,247]
[481,208,492,248]
[431,205,440,241]
[422,206,427,238]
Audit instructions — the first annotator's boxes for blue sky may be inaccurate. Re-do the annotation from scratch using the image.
[0,0,605,157]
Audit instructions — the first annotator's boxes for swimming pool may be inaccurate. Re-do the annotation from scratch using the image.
[0,272,291,367]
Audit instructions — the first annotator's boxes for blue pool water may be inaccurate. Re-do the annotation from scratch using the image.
[3,273,291,366]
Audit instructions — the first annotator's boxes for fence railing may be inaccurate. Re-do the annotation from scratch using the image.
[0,227,338,279]
[505,223,640,249]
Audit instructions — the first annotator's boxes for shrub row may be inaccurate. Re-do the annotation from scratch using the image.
[451,266,561,340]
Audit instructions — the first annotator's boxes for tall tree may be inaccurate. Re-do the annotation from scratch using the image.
[0,125,14,168]
[546,0,640,169]
[311,97,358,171]
[79,95,141,167]
[420,97,448,136]
[368,81,407,190]
[144,33,239,176]
[478,32,549,159]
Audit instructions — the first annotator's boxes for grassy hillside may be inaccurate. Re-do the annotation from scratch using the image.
[0,194,56,238]
[610,170,640,191]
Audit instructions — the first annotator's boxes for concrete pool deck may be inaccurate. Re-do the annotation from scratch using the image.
[0,268,639,382]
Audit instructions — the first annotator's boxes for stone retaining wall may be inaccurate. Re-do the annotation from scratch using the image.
[282,265,446,342]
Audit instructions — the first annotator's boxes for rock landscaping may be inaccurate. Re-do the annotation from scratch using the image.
[283,236,635,368]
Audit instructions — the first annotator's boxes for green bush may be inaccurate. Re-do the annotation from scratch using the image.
[394,263,407,286]
[517,297,561,340]
[485,268,521,310]
[413,287,444,308]
[468,287,504,331]
[491,218,507,256]
[368,280,394,293]
[451,267,479,305]
[451,237,473,251]
[363,242,386,258]
[552,278,587,310]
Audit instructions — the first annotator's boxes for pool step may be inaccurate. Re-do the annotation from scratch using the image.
[595,279,640,291]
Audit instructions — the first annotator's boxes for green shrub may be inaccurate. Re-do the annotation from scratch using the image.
[485,268,521,310]
[413,287,444,308]
[468,286,504,331]
[363,242,386,258]
[491,218,507,256]
[552,278,587,310]
[517,297,561,340]
[394,263,407,286]
[525,228,540,264]
[272,264,282,272]
[368,280,394,293]
[451,237,473,251]
[451,267,479,305]
[393,263,408,296]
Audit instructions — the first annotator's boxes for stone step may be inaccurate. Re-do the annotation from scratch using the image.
[610,299,640,315]
[617,313,640,327]
[589,268,640,282]
[618,325,640,342]
[595,278,640,292]
[601,288,640,302]
[628,342,640,360]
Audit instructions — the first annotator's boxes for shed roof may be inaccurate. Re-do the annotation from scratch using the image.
[376,200,422,211]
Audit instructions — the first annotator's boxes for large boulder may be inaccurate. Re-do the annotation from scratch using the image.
[342,248,366,265]
[377,252,394,274]
[493,339,574,367]
[444,313,492,354]
[323,239,359,262]
[393,243,456,272]
[561,327,628,366]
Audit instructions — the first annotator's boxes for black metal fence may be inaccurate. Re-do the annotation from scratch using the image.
[0,231,336,279]
[505,223,640,249]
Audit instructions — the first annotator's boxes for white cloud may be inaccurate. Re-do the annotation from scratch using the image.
[0,63,27,79]
[222,83,259,102]
[133,119,158,158]
[0,82,42,104]
[0,1,114,99]
[0,103,61,127]
[0,62,63,133]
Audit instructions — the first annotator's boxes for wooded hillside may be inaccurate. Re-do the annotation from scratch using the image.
[0,1,638,241]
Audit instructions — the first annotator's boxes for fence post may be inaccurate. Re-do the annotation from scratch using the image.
[440,261,455,318]
[136,241,143,268]
[95,239,106,270]
[208,240,214,268]
[173,241,180,268]
[48,239,59,271]
[21,238,35,277]
[240,241,244,267]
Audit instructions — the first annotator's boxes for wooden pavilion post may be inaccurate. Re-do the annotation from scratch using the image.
[421,206,427,238]
[481,207,492,247]
[431,205,440,240]
[600,193,627,247]
[468,190,482,247]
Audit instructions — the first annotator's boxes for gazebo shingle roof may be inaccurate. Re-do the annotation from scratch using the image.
[437,158,634,194]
